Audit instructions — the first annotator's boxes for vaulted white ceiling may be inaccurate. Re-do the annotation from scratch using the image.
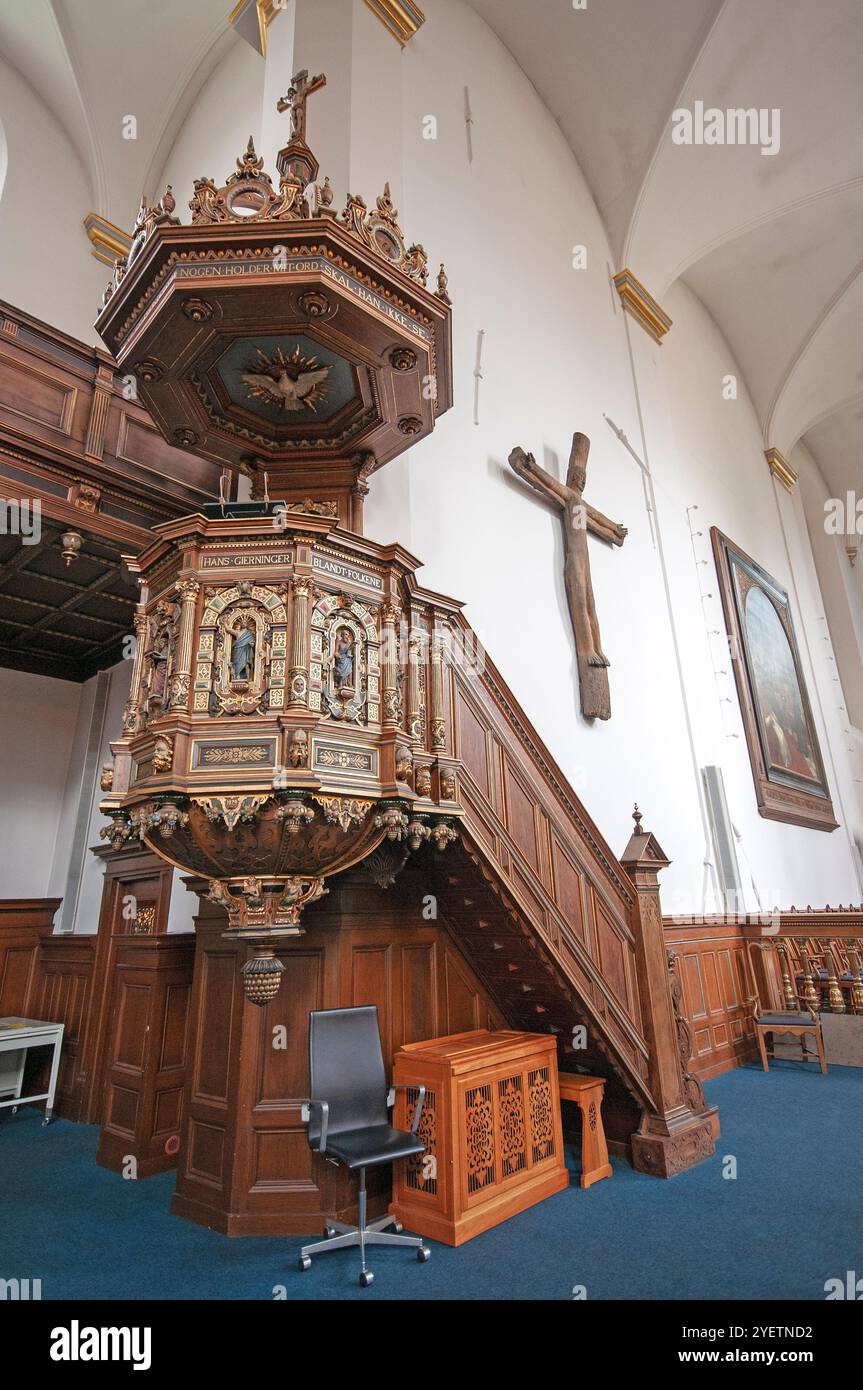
[0,0,233,224]
[467,0,863,503]
[0,0,860,506]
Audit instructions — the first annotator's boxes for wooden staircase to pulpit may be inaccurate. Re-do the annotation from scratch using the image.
[172,600,717,1236]
[433,613,718,1176]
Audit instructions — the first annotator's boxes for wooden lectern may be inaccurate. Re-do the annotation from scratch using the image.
[389,1029,569,1246]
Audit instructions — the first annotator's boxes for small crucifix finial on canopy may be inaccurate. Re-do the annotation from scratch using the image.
[276,69,326,143]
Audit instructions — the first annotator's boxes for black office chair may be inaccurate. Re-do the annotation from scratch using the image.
[298,1005,431,1287]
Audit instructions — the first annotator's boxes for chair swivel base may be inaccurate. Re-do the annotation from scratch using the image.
[298,1213,431,1286]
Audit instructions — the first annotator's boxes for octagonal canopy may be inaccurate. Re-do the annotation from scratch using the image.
[95,88,452,530]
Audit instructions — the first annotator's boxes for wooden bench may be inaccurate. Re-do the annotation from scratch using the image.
[558,1073,612,1188]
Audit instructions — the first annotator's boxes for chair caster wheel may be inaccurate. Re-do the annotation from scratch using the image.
[417,1245,431,1262]
[359,1270,374,1287]
[298,1256,311,1272]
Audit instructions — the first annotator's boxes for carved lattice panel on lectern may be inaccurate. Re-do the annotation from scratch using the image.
[391,1029,568,1245]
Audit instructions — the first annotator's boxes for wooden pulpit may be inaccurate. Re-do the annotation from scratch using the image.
[390,1029,569,1246]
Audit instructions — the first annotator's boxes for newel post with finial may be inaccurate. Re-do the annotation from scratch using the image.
[620,805,719,1176]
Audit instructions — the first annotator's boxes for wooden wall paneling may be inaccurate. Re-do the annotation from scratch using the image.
[596,911,628,1010]
[0,345,84,448]
[31,934,96,1120]
[96,934,195,1177]
[502,756,540,874]
[172,909,247,1231]
[79,847,175,1125]
[0,302,225,521]
[0,901,100,1122]
[550,835,588,948]
[400,939,439,1043]
[663,911,863,1080]
[439,936,508,1035]
[453,682,491,801]
[346,935,394,1057]
[0,899,61,1016]
[663,920,757,1079]
[110,410,225,504]
[243,941,330,1229]
[2,855,184,1132]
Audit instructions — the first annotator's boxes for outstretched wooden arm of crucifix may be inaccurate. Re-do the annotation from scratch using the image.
[507,432,626,720]
[586,502,628,547]
[508,444,570,505]
[508,434,626,541]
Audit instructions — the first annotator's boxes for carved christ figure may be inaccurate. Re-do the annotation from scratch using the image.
[508,432,627,720]
[276,70,326,143]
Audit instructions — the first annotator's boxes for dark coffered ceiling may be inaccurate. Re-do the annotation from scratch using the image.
[0,520,138,681]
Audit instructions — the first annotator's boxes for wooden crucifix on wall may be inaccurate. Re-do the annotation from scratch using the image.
[508,431,627,721]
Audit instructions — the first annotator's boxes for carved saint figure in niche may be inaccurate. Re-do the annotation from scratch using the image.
[508,432,626,721]
[333,627,355,691]
[149,635,171,702]
[144,604,177,714]
[230,624,256,683]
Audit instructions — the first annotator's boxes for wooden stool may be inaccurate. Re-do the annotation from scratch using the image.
[558,1074,612,1188]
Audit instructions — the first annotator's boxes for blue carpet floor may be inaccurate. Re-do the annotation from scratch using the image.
[1,1061,858,1300]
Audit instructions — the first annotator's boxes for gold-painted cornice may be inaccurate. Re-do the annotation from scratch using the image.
[83,213,132,266]
[228,0,280,56]
[764,447,798,491]
[230,0,424,54]
[612,268,673,343]
[362,0,425,45]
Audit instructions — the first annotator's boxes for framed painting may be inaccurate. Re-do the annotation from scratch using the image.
[711,528,837,831]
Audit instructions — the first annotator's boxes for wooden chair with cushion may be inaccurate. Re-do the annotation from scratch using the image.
[746,941,827,1074]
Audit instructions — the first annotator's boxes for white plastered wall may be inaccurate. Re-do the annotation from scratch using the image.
[0,55,105,342]
[0,667,81,900]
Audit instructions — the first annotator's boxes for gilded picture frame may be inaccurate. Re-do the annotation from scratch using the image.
[711,528,837,831]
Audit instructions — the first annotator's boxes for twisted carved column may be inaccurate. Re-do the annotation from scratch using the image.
[168,579,200,711]
[288,576,311,708]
